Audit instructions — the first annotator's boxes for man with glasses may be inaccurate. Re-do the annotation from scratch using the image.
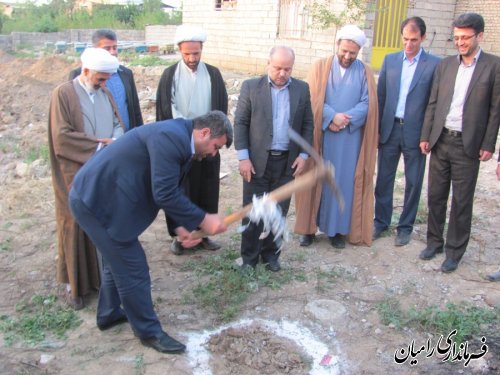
[70,29,143,131]
[419,13,500,273]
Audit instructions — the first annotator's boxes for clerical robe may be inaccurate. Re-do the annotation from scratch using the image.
[294,55,378,246]
[48,79,123,300]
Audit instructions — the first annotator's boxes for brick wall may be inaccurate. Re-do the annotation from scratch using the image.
[182,0,352,79]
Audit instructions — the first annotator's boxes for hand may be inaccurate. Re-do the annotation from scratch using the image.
[292,156,306,177]
[331,113,352,131]
[175,227,201,248]
[420,141,430,155]
[97,138,114,145]
[479,149,492,162]
[199,213,227,235]
[239,159,255,183]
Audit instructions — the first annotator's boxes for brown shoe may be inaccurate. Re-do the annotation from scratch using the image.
[170,239,184,255]
[200,237,221,251]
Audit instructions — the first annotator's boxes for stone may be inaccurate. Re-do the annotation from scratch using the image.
[304,299,346,325]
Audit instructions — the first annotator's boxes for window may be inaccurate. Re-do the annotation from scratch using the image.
[215,0,237,10]
[279,0,310,38]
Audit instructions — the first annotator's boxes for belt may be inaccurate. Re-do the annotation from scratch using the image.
[269,150,289,156]
[395,117,404,125]
[442,127,462,137]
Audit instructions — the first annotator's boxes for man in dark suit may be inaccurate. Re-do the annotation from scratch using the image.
[234,46,313,271]
[156,25,228,254]
[373,17,440,246]
[69,29,143,131]
[68,111,232,353]
[419,13,500,273]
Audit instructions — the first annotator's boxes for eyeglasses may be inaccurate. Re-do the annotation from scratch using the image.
[453,34,477,42]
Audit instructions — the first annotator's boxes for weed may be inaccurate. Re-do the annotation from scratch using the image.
[414,199,428,224]
[0,236,13,252]
[316,265,356,292]
[0,294,82,346]
[128,55,175,67]
[183,250,305,322]
[376,296,499,343]
[25,144,49,164]
[134,353,145,375]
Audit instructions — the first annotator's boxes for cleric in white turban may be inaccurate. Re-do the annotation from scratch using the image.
[174,24,207,45]
[80,47,119,73]
[336,24,367,48]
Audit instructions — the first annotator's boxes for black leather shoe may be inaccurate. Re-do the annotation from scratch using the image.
[372,227,386,241]
[265,260,281,272]
[140,331,186,354]
[200,237,221,251]
[395,232,411,246]
[487,271,500,282]
[97,315,128,331]
[419,247,443,260]
[329,234,345,249]
[299,234,314,247]
[441,258,459,273]
[170,239,184,255]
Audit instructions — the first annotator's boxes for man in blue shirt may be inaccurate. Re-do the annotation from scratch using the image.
[69,29,143,131]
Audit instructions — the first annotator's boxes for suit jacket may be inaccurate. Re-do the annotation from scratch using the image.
[69,65,143,129]
[378,50,440,148]
[70,119,205,243]
[421,51,500,157]
[155,62,228,120]
[234,76,314,178]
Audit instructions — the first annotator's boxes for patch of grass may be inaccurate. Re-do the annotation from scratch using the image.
[183,250,305,322]
[134,353,145,375]
[0,294,82,346]
[128,54,175,67]
[316,265,356,292]
[414,199,428,224]
[0,236,13,252]
[25,144,49,164]
[377,297,499,343]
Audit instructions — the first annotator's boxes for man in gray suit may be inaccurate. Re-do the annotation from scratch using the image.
[234,46,313,272]
[373,17,440,246]
[419,13,500,273]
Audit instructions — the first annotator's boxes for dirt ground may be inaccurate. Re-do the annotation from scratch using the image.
[0,51,498,375]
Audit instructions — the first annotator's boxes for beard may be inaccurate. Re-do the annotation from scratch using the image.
[83,78,99,94]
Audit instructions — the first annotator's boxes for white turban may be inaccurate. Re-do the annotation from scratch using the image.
[80,47,119,74]
[174,25,207,45]
[336,25,367,48]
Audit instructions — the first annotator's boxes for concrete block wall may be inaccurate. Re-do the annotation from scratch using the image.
[145,25,177,46]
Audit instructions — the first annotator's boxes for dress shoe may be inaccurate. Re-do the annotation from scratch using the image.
[329,234,345,249]
[486,271,500,282]
[419,247,444,260]
[395,232,411,246]
[97,315,128,331]
[372,226,386,241]
[170,239,184,255]
[140,331,186,354]
[200,237,221,251]
[441,258,459,273]
[265,260,281,272]
[299,234,314,247]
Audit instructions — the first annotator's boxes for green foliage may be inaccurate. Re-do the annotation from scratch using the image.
[0,236,13,252]
[310,0,375,30]
[377,297,499,344]
[25,144,49,164]
[182,250,306,322]
[128,54,175,67]
[0,294,82,346]
[1,1,182,33]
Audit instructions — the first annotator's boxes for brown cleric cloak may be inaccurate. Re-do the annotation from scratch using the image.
[294,55,378,246]
[48,80,121,299]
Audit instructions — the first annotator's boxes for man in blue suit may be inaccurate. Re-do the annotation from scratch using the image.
[373,17,440,246]
[69,111,232,353]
